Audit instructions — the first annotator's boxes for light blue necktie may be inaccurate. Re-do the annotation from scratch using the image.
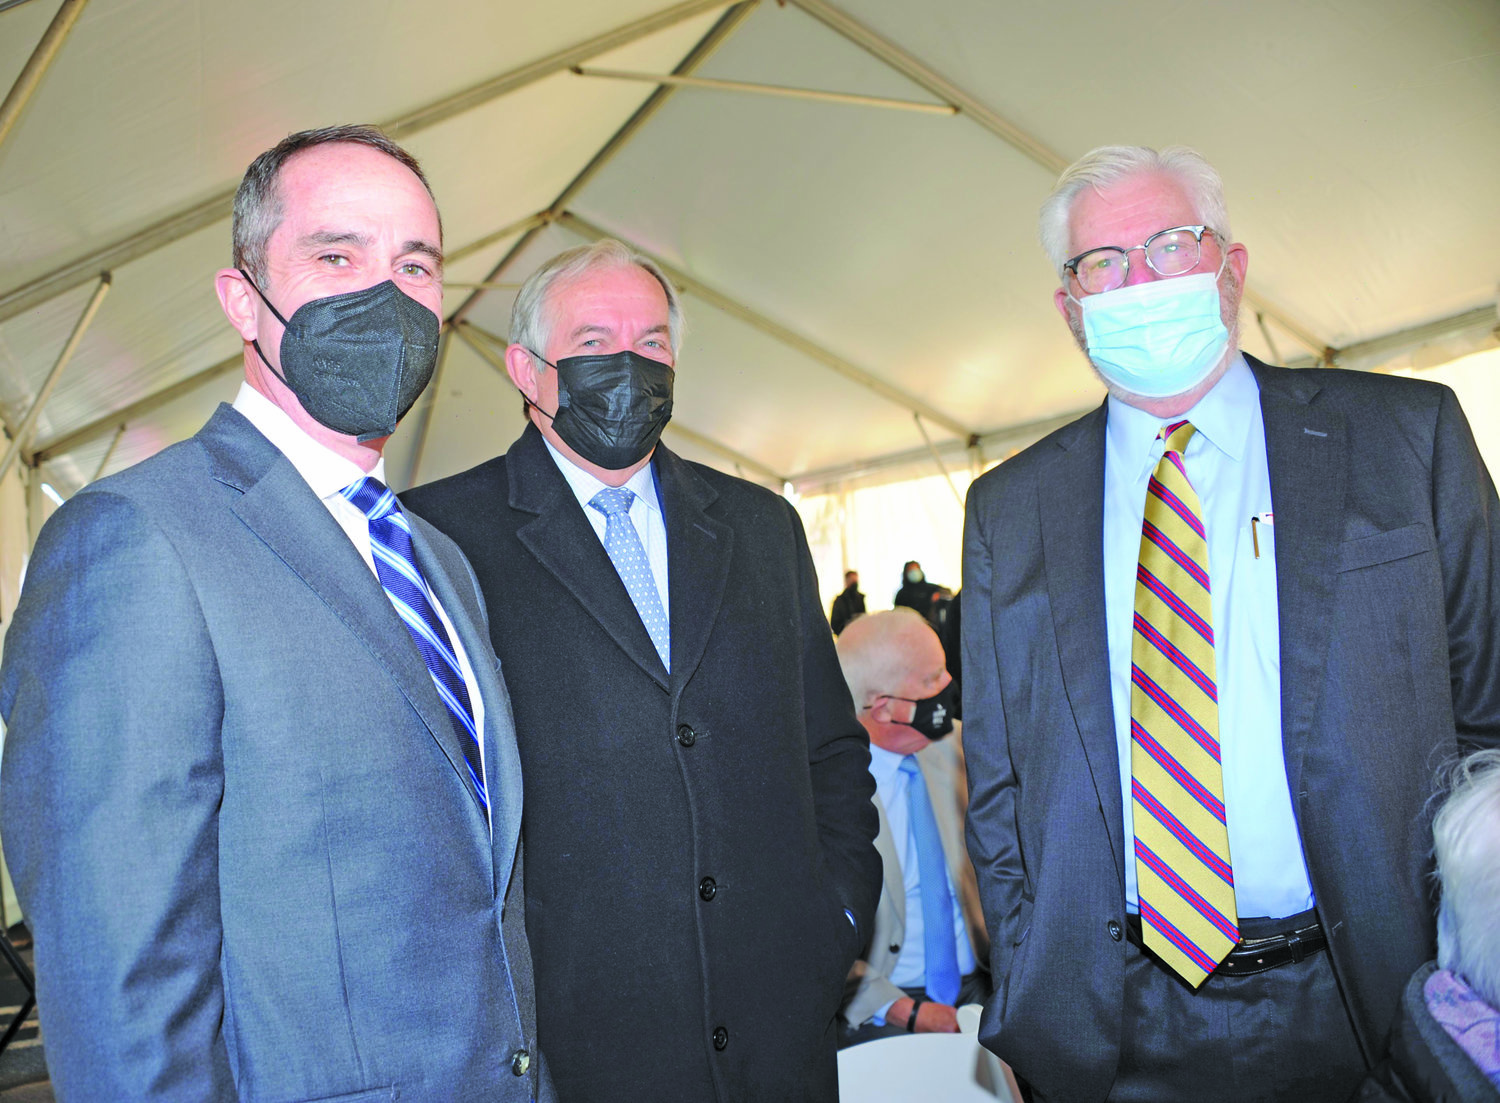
[901,755,961,1004]
[343,477,487,818]
[588,486,670,671]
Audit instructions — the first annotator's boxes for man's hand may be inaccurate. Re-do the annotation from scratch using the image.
[890,997,961,1033]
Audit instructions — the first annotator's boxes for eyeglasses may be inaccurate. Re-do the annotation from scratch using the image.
[1062,225,1222,296]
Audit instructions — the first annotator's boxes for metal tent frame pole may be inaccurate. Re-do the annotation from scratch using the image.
[0,272,110,484]
[571,66,957,115]
[0,0,90,156]
[447,0,760,328]
[784,0,1330,359]
[0,0,741,326]
[558,211,976,442]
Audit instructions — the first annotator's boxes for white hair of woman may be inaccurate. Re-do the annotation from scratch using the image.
[1433,747,1500,1008]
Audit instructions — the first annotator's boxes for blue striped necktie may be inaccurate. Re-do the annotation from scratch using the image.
[342,477,487,818]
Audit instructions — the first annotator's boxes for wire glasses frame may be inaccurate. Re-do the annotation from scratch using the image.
[1063,225,1223,296]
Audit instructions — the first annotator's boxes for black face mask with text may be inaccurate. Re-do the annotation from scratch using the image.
[241,271,439,442]
[524,349,674,470]
[888,680,956,740]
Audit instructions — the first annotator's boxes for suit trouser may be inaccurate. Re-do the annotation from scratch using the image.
[1102,937,1366,1103]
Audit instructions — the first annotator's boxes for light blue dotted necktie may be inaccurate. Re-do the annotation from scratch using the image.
[589,487,670,671]
[901,755,961,1005]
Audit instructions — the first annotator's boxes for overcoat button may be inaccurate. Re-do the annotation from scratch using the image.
[889,943,901,954]
[699,877,718,901]
[713,1026,729,1051]
[676,724,697,747]
[1107,919,1123,942]
[510,1049,531,1076]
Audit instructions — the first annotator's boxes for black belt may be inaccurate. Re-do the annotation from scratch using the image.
[1126,915,1327,977]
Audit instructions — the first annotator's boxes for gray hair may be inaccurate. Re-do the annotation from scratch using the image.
[510,239,685,361]
[232,124,438,285]
[1434,747,1500,1008]
[835,607,936,710]
[1038,145,1232,277]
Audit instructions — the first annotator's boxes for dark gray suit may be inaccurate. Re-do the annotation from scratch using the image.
[404,425,882,1103]
[961,358,1500,1102]
[0,406,549,1102]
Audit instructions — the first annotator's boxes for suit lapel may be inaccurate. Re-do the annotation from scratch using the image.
[872,797,906,930]
[654,446,734,691]
[409,520,518,872]
[1250,358,1346,804]
[508,426,669,690]
[1038,404,1125,884]
[201,406,491,834]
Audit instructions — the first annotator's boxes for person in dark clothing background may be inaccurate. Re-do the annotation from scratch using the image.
[830,570,866,635]
[893,561,943,623]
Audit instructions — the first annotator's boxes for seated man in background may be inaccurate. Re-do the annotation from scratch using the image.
[835,609,989,1045]
[1362,748,1500,1101]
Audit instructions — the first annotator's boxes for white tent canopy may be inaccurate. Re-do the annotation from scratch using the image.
[2,0,1498,504]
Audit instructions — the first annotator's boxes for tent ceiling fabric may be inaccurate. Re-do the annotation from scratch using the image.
[2,0,1497,498]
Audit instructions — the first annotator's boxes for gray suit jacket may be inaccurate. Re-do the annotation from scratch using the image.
[0,406,551,1102]
[842,735,985,1027]
[962,359,1500,1102]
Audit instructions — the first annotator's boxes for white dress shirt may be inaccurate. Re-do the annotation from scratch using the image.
[541,435,671,634]
[1102,355,1313,919]
[867,743,977,1015]
[231,383,486,780]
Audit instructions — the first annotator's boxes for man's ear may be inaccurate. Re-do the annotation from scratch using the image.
[1053,285,1073,322]
[505,343,541,402]
[215,268,259,343]
[868,697,894,725]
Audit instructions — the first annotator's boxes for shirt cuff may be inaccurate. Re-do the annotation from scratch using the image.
[870,997,899,1027]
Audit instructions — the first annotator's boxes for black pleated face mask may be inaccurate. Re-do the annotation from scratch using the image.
[890,680,957,740]
[241,271,440,442]
[525,349,675,471]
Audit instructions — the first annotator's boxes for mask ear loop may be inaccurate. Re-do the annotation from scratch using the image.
[517,348,559,423]
[237,268,298,391]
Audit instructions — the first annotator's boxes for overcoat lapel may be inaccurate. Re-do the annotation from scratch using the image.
[201,406,492,830]
[507,426,669,690]
[1250,358,1347,806]
[654,446,733,691]
[1038,403,1125,885]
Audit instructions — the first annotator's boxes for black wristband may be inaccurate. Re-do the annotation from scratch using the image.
[905,996,926,1033]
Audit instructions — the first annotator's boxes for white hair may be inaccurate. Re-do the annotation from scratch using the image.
[510,239,684,359]
[835,608,936,709]
[1038,145,1232,277]
[1434,747,1500,1007]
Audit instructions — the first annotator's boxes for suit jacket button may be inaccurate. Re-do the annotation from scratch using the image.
[1107,919,1123,942]
[713,1026,729,1051]
[699,876,718,901]
[889,943,901,954]
[676,724,697,747]
[510,1048,530,1076]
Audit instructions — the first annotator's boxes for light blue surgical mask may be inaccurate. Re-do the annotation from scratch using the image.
[1078,272,1230,399]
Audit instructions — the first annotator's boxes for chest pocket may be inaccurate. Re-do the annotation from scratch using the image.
[1336,522,1433,573]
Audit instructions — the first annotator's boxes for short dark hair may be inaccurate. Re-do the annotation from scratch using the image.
[232,124,438,284]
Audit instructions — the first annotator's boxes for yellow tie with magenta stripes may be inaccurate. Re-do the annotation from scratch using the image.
[1129,420,1238,987]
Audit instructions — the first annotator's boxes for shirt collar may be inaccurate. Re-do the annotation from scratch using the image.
[1105,353,1257,483]
[232,381,383,499]
[542,435,662,515]
[867,742,908,787]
